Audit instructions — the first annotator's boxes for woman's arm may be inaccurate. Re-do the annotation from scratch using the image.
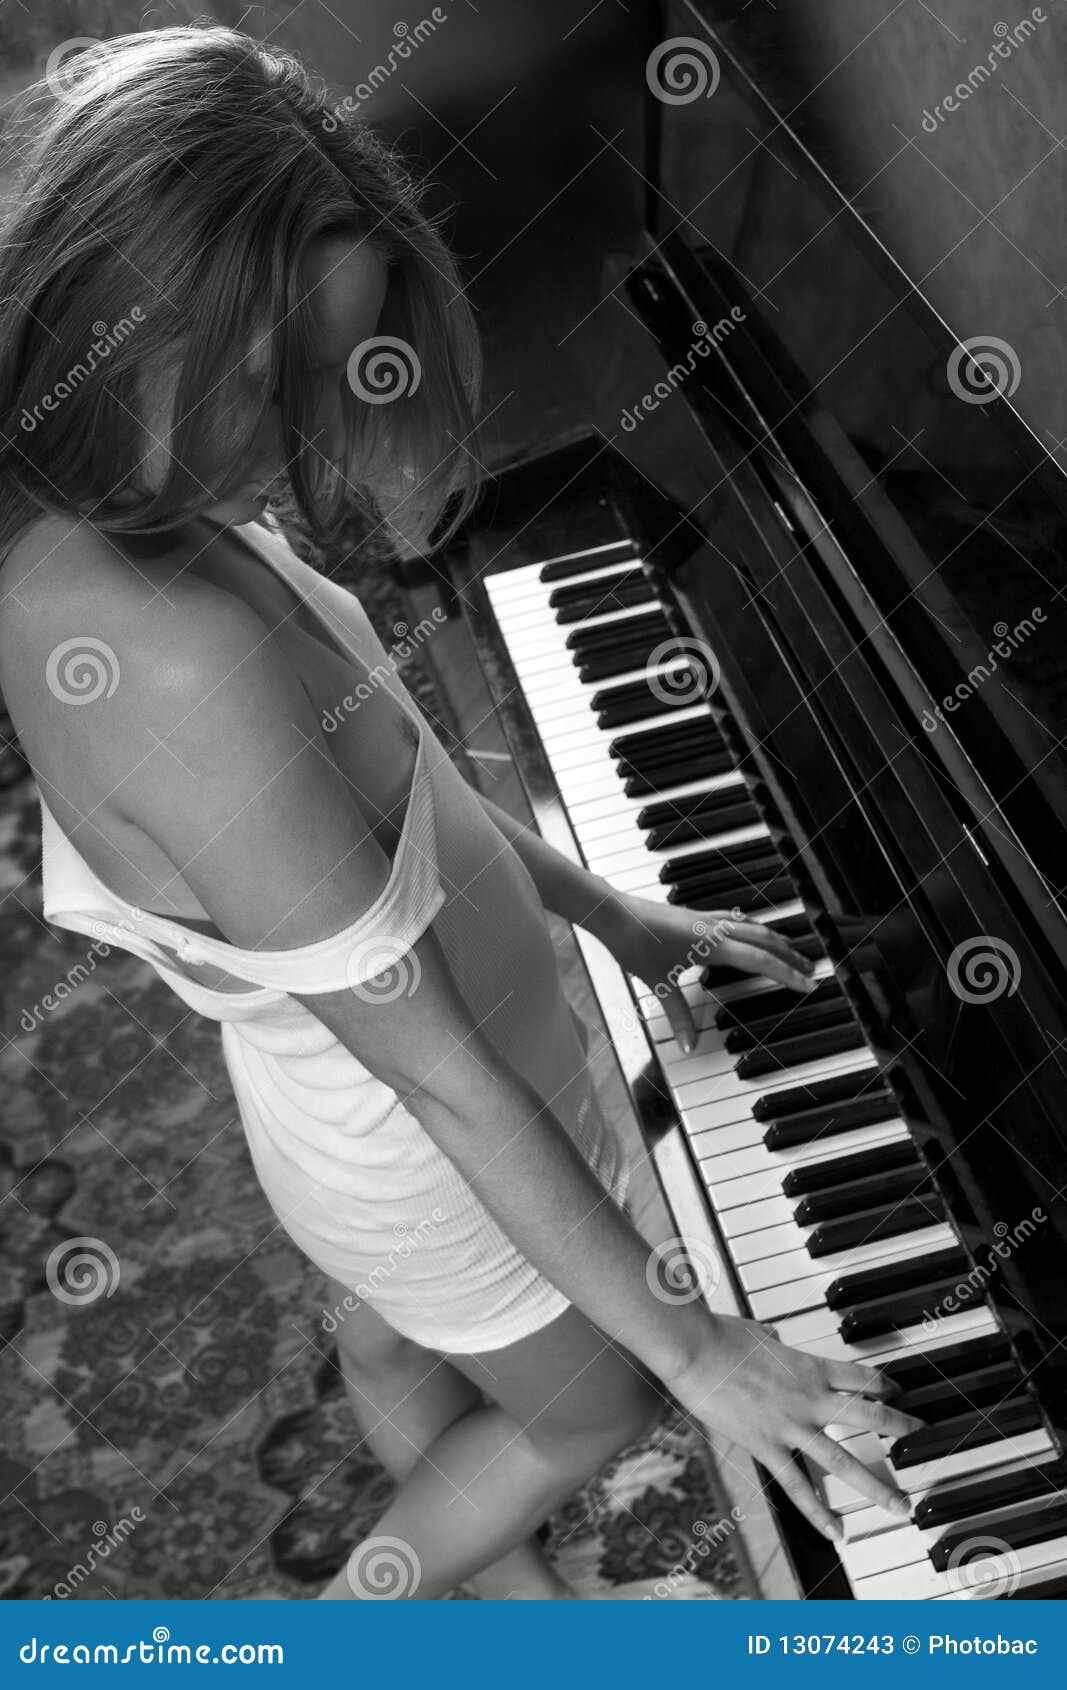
[476,787,817,1048]
[476,788,623,942]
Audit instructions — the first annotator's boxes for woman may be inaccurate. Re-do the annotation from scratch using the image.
[0,26,920,1600]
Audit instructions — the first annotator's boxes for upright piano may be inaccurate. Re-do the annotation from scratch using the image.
[433,4,1067,1599]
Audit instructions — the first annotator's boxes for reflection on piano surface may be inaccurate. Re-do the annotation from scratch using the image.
[438,6,1067,1600]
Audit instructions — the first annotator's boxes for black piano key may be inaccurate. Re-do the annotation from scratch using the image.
[1003,1572,1067,1599]
[594,672,700,728]
[611,716,722,764]
[725,997,855,1054]
[762,1090,899,1150]
[718,977,844,1030]
[915,1456,1067,1531]
[785,1140,922,1204]
[550,569,654,621]
[638,786,747,831]
[839,1270,988,1343]
[578,639,670,684]
[671,876,800,914]
[795,1166,931,1229]
[889,1397,1042,1471]
[623,747,737,795]
[730,1007,865,1061]
[565,607,669,654]
[882,1332,1012,1395]
[899,1361,1024,1423]
[666,862,787,906]
[806,1192,947,1259]
[754,1067,885,1124]
[734,1021,865,1079]
[539,546,638,583]
[645,800,762,851]
[662,839,779,886]
[931,1499,1067,1573]
[824,1243,963,1309]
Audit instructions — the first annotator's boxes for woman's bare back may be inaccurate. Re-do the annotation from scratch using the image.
[0,513,422,990]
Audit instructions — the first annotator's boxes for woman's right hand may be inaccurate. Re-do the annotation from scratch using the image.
[665,1312,925,1540]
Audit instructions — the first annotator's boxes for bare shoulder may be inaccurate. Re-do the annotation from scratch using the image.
[0,514,278,802]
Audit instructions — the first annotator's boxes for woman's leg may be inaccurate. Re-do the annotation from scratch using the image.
[319,1285,575,1599]
[319,1296,664,1600]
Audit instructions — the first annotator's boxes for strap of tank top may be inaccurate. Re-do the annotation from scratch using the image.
[124,759,446,995]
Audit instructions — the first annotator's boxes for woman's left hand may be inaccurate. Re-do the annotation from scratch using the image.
[596,891,817,1054]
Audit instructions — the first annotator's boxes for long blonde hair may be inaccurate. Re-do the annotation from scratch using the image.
[0,24,482,560]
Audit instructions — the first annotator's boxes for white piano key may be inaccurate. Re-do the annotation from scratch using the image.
[674,1049,878,1117]
[824,1428,1054,1516]
[739,1226,950,1301]
[689,1114,907,1170]
[844,1527,1067,1601]
[773,1305,992,1357]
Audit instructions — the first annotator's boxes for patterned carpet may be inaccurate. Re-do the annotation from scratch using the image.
[0,499,753,1601]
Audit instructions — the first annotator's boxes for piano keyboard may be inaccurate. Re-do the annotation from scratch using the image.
[484,544,1067,1600]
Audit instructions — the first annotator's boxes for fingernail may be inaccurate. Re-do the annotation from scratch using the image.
[824,1518,843,1541]
[892,1494,912,1518]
